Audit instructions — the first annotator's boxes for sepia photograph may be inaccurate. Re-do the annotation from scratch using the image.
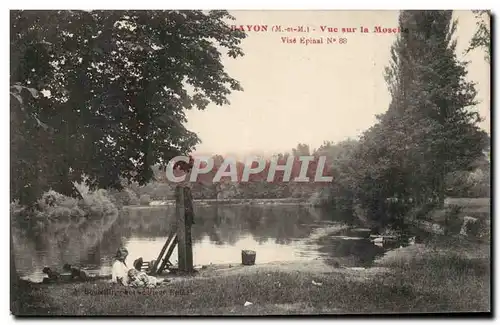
[9,8,491,316]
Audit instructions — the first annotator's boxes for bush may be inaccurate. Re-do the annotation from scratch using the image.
[445,168,490,198]
[308,188,332,206]
[11,184,119,234]
[27,190,85,224]
[109,188,140,207]
[461,217,489,241]
[443,205,464,236]
[139,194,151,205]
[80,188,118,221]
[150,183,174,200]
[409,201,439,221]
[464,219,481,238]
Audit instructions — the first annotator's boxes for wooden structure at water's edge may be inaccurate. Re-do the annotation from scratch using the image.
[175,185,194,272]
[150,184,194,275]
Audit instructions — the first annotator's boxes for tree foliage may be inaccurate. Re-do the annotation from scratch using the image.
[334,11,488,229]
[10,10,246,203]
[465,10,491,64]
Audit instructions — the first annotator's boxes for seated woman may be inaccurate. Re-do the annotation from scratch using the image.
[111,247,130,286]
[112,246,168,287]
[127,268,166,288]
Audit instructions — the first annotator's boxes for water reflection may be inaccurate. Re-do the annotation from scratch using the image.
[13,204,390,282]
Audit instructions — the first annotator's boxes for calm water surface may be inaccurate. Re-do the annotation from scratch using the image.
[13,204,392,282]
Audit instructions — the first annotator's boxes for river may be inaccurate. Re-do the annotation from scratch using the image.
[13,204,395,282]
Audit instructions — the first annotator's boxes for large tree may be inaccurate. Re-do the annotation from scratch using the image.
[351,10,488,228]
[10,10,246,204]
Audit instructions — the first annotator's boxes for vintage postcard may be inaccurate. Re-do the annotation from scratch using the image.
[10,9,491,316]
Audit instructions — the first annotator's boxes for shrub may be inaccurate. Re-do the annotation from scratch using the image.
[139,194,151,205]
[10,200,26,228]
[79,188,118,221]
[108,188,140,207]
[11,200,23,216]
[26,190,85,224]
[443,205,464,236]
[461,217,489,241]
[11,183,119,234]
[411,201,439,221]
[308,188,332,206]
[150,183,174,200]
[464,219,481,238]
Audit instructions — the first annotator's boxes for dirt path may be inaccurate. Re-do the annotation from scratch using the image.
[194,260,393,284]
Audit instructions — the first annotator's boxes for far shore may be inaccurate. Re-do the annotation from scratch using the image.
[125,197,311,209]
[122,197,491,211]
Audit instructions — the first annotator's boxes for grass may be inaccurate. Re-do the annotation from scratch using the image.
[12,242,490,316]
[444,198,490,215]
[444,198,490,208]
[421,198,491,239]
[375,238,490,313]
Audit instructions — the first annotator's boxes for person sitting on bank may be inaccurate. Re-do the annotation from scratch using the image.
[111,247,130,286]
[127,268,167,288]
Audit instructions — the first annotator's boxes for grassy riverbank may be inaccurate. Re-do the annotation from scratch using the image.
[12,236,490,316]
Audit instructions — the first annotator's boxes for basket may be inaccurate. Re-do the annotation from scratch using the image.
[241,250,256,265]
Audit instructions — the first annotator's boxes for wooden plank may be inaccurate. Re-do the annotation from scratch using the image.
[151,228,176,274]
[164,235,178,264]
[157,235,178,274]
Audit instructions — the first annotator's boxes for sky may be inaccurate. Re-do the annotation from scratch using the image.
[185,10,490,159]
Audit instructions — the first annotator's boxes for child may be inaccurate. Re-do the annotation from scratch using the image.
[127,268,165,288]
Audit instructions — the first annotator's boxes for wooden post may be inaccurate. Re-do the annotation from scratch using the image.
[176,185,193,273]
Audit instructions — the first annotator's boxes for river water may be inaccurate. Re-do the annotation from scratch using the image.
[13,204,395,283]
